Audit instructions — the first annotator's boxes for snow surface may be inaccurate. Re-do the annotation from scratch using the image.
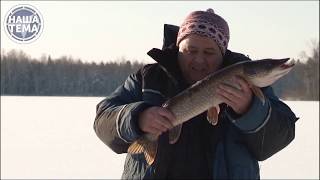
[1,96,318,179]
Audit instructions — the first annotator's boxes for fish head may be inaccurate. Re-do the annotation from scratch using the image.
[243,58,295,87]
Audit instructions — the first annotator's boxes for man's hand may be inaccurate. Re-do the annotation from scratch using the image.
[138,107,175,136]
[216,76,253,115]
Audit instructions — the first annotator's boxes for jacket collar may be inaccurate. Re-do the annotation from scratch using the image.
[147,45,189,90]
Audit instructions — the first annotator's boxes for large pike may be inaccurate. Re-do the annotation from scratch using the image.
[128,58,295,165]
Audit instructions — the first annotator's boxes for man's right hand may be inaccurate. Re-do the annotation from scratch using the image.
[138,106,176,136]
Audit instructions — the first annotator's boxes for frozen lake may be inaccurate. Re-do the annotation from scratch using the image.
[1,96,319,179]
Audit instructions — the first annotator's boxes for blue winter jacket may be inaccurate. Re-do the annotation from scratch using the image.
[94,24,298,179]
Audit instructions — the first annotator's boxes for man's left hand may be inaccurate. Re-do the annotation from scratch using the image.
[216,76,253,115]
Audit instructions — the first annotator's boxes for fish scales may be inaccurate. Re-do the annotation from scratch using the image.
[164,63,244,126]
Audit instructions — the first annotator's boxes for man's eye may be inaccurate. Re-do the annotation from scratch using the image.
[204,51,215,55]
[187,50,197,54]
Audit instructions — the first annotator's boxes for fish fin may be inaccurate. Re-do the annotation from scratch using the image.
[251,86,265,105]
[207,106,220,126]
[127,139,145,154]
[169,124,182,144]
[127,137,158,165]
[143,140,158,165]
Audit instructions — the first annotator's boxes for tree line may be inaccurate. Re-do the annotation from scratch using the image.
[1,50,144,96]
[1,44,319,100]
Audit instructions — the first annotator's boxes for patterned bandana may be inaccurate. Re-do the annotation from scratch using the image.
[176,8,230,55]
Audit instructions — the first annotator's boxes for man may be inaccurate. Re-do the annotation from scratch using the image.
[94,9,298,179]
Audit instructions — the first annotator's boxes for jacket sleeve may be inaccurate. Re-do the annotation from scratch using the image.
[223,49,298,161]
[226,86,298,161]
[93,69,152,154]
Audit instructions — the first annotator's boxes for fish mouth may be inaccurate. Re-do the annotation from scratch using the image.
[280,61,295,70]
[279,58,295,70]
[272,59,295,78]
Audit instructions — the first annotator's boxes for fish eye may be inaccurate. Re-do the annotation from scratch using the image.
[247,68,257,75]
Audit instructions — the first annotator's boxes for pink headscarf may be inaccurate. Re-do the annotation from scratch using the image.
[177,8,230,54]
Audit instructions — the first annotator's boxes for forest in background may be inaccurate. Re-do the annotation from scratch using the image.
[1,43,319,100]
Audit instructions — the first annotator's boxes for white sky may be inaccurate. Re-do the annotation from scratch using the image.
[1,1,319,64]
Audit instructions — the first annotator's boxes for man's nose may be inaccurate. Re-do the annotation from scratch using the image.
[193,53,206,64]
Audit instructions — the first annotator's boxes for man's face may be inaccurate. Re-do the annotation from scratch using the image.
[177,34,223,84]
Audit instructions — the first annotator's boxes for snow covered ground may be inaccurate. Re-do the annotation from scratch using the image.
[1,96,318,179]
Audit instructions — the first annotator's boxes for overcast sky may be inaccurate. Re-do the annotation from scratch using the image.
[1,1,319,63]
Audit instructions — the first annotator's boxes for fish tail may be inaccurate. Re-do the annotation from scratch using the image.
[127,136,158,165]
